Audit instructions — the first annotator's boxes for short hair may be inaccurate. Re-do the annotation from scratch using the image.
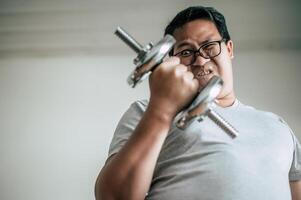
[164,6,231,43]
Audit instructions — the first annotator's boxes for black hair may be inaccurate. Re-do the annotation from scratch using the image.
[164,6,231,43]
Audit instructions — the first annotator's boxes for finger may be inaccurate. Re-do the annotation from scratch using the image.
[184,71,194,80]
[214,99,220,104]
[183,71,199,89]
[191,77,200,90]
[174,64,188,74]
[161,56,180,68]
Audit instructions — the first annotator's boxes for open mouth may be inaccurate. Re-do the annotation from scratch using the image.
[196,69,213,78]
[195,68,215,89]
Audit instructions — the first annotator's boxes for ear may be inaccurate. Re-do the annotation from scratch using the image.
[226,40,234,59]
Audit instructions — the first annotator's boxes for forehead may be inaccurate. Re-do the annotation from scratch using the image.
[173,19,221,45]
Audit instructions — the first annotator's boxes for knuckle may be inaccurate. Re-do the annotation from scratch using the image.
[169,56,180,63]
[158,62,167,70]
[185,72,193,80]
[187,71,194,77]
[173,66,186,77]
[173,67,182,77]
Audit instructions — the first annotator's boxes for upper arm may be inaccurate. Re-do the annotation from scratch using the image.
[290,180,301,200]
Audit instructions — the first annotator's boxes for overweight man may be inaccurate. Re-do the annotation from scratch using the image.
[95,6,301,200]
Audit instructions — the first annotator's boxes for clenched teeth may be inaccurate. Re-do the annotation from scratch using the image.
[196,70,213,77]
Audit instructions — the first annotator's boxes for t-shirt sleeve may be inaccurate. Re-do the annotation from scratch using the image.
[274,116,301,181]
[108,100,147,159]
[288,132,301,181]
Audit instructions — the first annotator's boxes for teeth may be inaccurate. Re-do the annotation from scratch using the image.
[197,70,211,77]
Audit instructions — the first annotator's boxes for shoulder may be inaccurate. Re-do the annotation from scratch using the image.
[125,99,148,117]
[237,101,295,137]
[237,100,284,123]
[118,99,149,124]
[131,99,148,111]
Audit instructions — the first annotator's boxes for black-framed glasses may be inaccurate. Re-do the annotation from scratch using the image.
[174,39,226,66]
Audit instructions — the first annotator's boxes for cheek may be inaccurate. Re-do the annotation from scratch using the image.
[214,58,233,91]
[214,56,232,78]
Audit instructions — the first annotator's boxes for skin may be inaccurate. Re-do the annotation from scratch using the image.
[95,19,301,200]
[290,181,301,200]
[172,19,235,107]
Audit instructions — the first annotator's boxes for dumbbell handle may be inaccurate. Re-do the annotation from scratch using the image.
[115,27,143,53]
[207,109,239,138]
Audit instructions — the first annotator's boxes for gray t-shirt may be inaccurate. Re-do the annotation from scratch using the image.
[108,99,301,200]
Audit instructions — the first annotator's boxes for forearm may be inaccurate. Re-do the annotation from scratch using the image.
[96,57,199,200]
[96,106,173,200]
[290,180,301,200]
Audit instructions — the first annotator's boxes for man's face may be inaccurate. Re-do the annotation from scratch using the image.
[173,19,234,100]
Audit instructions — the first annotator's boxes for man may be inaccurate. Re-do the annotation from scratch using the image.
[95,6,301,200]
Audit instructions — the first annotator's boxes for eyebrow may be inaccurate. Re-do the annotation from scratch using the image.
[174,42,194,49]
[199,39,211,46]
[175,39,213,50]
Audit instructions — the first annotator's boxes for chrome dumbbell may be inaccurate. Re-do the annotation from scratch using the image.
[176,76,239,138]
[115,27,175,87]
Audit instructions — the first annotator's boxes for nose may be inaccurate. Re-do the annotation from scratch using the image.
[192,53,210,66]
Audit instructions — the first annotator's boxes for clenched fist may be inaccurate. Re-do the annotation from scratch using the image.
[148,57,199,120]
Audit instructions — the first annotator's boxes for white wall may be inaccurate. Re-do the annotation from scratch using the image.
[0,55,147,200]
[0,50,300,200]
[234,50,301,134]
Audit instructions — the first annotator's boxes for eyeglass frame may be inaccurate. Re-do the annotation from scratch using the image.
[173,38,227,65]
